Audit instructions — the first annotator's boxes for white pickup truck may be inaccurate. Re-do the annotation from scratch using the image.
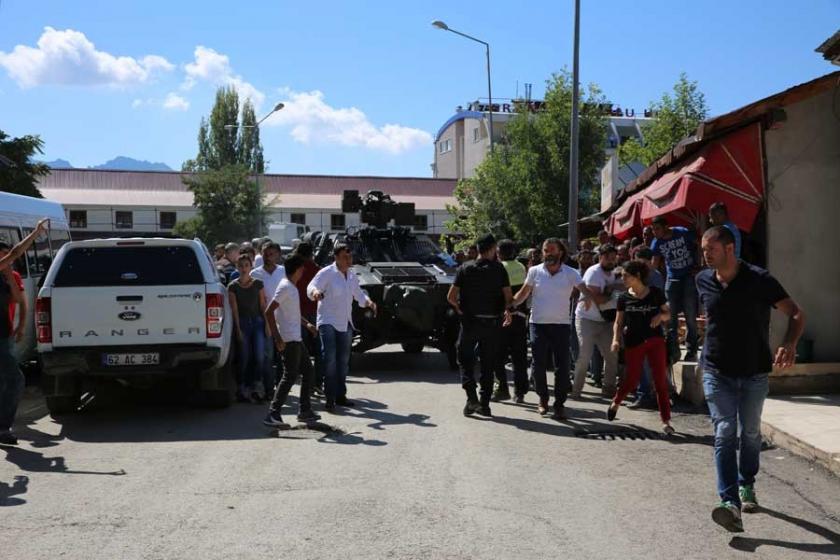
[36,238,234,415]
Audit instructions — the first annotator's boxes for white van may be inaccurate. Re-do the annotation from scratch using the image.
[267,222,308,252]
[0,191,71,365]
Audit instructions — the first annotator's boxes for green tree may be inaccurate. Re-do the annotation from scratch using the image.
[619,73,708,166]
[447,71,608,244]
[0,130,50,198]
[180,87,268,244]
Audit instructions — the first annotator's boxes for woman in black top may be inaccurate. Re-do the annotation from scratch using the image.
[608,260,675,434]
[227,255,267,402]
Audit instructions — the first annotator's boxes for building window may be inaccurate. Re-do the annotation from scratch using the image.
[160,211,176,230]
[330,214,346,230]
[473,127,480,143]
[414,214,428,231]
[290,213,306,225]
[115,211,133,229]
[69,210,87,228]
[439,138,452,154]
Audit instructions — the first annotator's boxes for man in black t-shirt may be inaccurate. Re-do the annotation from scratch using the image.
[447,234,512,417]
[698,226,805,534]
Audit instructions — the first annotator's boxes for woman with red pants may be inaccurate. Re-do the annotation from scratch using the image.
[607,260,675,434]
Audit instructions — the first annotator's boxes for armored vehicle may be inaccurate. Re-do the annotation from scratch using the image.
[304,190,459,367]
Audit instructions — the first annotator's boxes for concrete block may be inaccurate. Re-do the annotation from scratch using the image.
[673,361,705,406]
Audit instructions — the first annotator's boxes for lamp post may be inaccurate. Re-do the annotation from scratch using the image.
[225,102,284,235]
[567,0,581,251]
[432,20,494,152]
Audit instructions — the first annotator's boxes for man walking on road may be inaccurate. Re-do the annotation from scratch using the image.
[308,244,377,412]
[447,234,511,418]
[492,239,528,403]
[509,238,589,419]
[571,244,621,399]
[263,255,321,427]
[651,216,700,362]
[698,225,804,533]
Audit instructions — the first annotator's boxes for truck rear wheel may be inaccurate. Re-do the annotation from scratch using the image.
[194,350,234,408]
[45,395,80,416]
[401,342,425,354]
[42,373,81,417]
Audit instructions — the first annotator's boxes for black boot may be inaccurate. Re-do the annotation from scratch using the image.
[463,387,481,416]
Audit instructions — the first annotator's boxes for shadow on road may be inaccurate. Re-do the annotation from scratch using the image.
[0,475,28,507]
[729,506,840,555]
[341,398,437,431]
[2,446,126,476]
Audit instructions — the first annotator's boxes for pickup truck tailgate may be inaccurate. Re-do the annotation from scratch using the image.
[50,286,207,347]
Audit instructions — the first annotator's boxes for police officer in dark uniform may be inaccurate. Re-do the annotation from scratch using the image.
[493,239,529,403]
[447,234,512,417]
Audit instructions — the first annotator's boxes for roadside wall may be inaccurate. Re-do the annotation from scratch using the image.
[765,87,840,361]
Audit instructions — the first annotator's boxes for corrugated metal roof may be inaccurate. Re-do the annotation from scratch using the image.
[37,169,457,211]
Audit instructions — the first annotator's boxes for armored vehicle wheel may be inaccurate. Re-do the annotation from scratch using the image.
[401,342,425,354]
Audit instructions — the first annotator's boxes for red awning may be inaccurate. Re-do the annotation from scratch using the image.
[607,190,645,241]
[638,122,764,231]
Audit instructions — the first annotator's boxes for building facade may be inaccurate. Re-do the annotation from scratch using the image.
[37,169,458,239]
[431,100,652,183]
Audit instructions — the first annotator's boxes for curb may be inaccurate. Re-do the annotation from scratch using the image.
[761,419,840,478]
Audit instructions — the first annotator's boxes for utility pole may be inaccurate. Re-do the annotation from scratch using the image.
[568,0,581,250]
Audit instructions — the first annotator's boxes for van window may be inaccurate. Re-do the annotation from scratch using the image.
[53,246,204,287]
[0,226,27,277]
[21,228,51,277]
[48,228,71,254]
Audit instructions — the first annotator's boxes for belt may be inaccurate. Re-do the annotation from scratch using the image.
[473,314,502,319]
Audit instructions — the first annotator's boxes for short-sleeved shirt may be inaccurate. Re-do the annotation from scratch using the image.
[618,286,667,348]
[646,268,665,291]
[228,279,264,319]
[575,264,622,322]
[454,259,510,317]
[250,265,286,306]
[651,227,696,279]
[697,262,789,377]
[272,278,302,342]
[525,263,582,325]
[723,221,742,258]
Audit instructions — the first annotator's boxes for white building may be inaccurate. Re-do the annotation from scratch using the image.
[37,169,458,239]
[432,100,652,182]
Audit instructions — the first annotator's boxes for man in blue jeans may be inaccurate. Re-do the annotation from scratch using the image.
[651,215,700,362]
[509,238,590,419]
[307,244,377,412]
[697,226,804,533]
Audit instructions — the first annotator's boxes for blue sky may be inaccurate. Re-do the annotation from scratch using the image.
[0,0,837,177]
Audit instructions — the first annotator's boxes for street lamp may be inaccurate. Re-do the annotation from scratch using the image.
[225,102,285,234]
[432,20,494,152]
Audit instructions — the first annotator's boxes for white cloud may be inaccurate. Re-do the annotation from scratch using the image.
[163,92,190,111]
[182,46,264,107]
[0,27,173,88]
[266,90,432,154]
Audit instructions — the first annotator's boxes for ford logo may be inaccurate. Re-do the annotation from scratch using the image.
[118,311,142,321]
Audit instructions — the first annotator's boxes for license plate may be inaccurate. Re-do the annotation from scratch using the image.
[102,353,160,366]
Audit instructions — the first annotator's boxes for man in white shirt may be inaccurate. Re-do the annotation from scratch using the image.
[571,244,622,398]
[250,242,286,399]
[307,244,377,411]
[509,238,590,419]
[263,255,320,427]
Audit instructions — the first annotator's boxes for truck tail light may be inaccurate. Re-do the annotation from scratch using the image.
[36,296,52,344]
[206,293,224,338]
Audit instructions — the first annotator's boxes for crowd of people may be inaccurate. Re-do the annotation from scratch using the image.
[0,201,807,534]
[445,201,804,533]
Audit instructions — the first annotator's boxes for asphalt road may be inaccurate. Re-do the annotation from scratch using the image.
[2,345,839,560]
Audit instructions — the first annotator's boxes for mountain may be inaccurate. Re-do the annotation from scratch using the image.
[91,156,172,171]
[43,156,174,171]
[44,159,74,169]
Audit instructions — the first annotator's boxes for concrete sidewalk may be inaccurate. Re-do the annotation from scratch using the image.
[762,394,840,477]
